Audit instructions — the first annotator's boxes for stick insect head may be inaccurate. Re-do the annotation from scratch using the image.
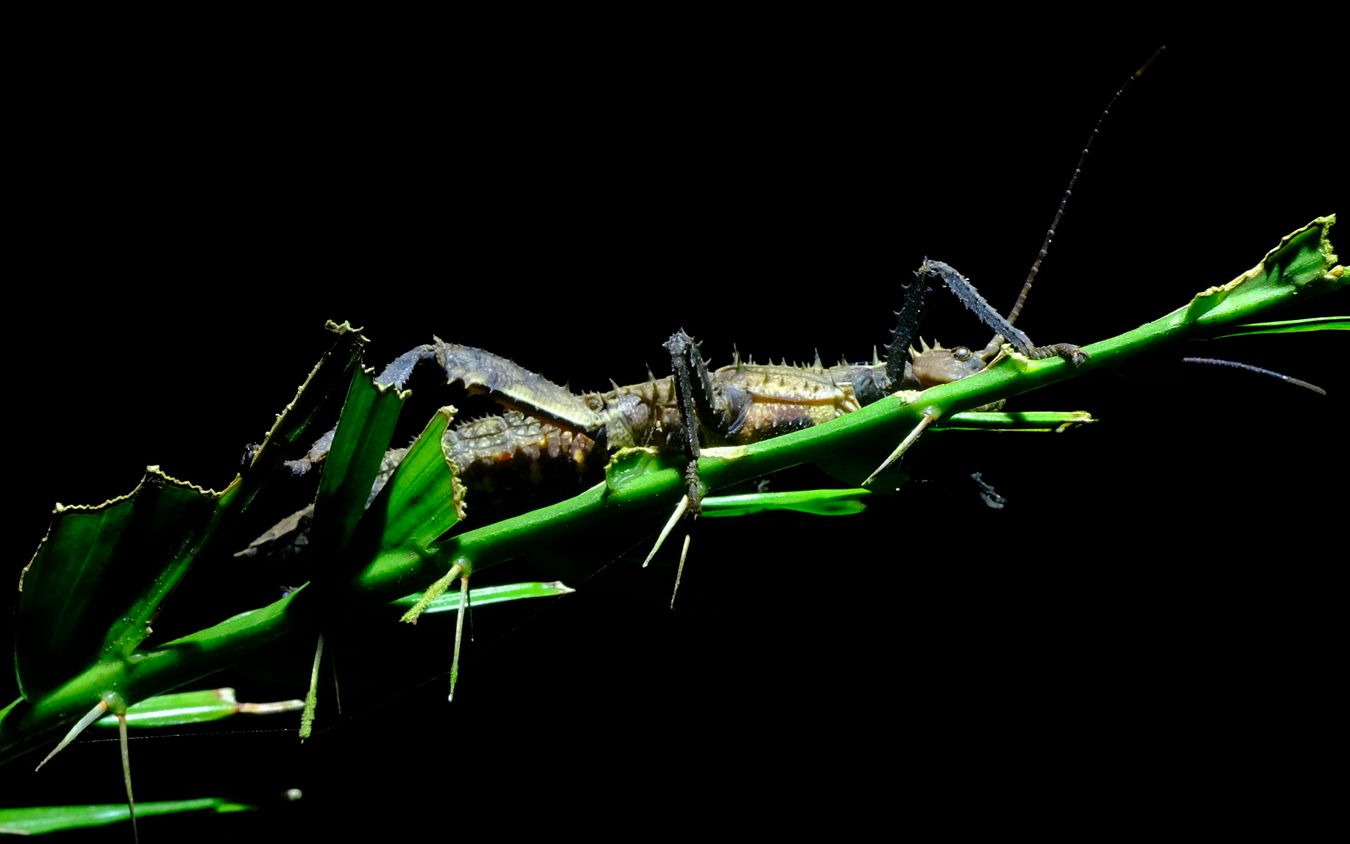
[906,338,989,387]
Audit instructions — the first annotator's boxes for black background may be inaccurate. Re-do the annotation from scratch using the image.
[4,26,1343,839]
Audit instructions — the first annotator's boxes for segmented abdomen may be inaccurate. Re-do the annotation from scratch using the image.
[444,410,601,519]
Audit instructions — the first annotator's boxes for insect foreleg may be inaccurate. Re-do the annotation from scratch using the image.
[884,260,944,390]
[863,261,1086,485]
[917,259,1086,367]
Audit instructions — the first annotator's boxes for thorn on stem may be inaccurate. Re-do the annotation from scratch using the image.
[449,571,470,702]
[862,410,939,486]
[299,632,325,741]
[643,495,690,568]
[670,533,693,610]
[35,698,108,772]
[118,711,139,844]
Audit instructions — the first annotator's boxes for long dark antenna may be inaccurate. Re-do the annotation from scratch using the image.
[1004,46,1166,327]
[1182,357,1327,395]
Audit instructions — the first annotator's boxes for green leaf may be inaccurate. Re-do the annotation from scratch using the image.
[1216,315,1350,337]
[1182,216,1340,327]
[4,325,366,762]
[310,367,407,566]
[92,688,302,729]
[14,470,222,699]
[700,488,870,518]
[223,322,368,537]
[356,407,466,581]
[935,410,1096,432]
[13,324,368,702]
[0,798,253,835]
[391,580,575,614]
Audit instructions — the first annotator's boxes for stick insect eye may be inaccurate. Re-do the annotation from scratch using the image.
[952,346,973,361]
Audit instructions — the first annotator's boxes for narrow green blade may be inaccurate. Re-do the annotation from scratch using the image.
[935,410,1096,432]
[310,366,407,566]
[391,580,575,614]
[228,321,367,519]
[0,798,253,835]
[1216,315,1350,337]
[358,407,467,576]
[92,688,302,729]
[701,488,870,518]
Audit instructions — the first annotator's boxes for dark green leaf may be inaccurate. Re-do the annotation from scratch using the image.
[15,470,221,698]
[356,407,466,580]
[310,367,407,565]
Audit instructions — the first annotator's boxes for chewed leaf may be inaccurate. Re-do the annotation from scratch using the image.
[15,469,222,699]
[14,323,367,702]
[1182,216,1340,327]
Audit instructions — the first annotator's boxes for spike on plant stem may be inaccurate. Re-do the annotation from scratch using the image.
[448,572,470,703]
[35,699,108,772]
[118,711,138,844]
[299,633,324,741]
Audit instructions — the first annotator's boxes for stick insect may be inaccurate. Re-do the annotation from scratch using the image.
[280,55,1161,589]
